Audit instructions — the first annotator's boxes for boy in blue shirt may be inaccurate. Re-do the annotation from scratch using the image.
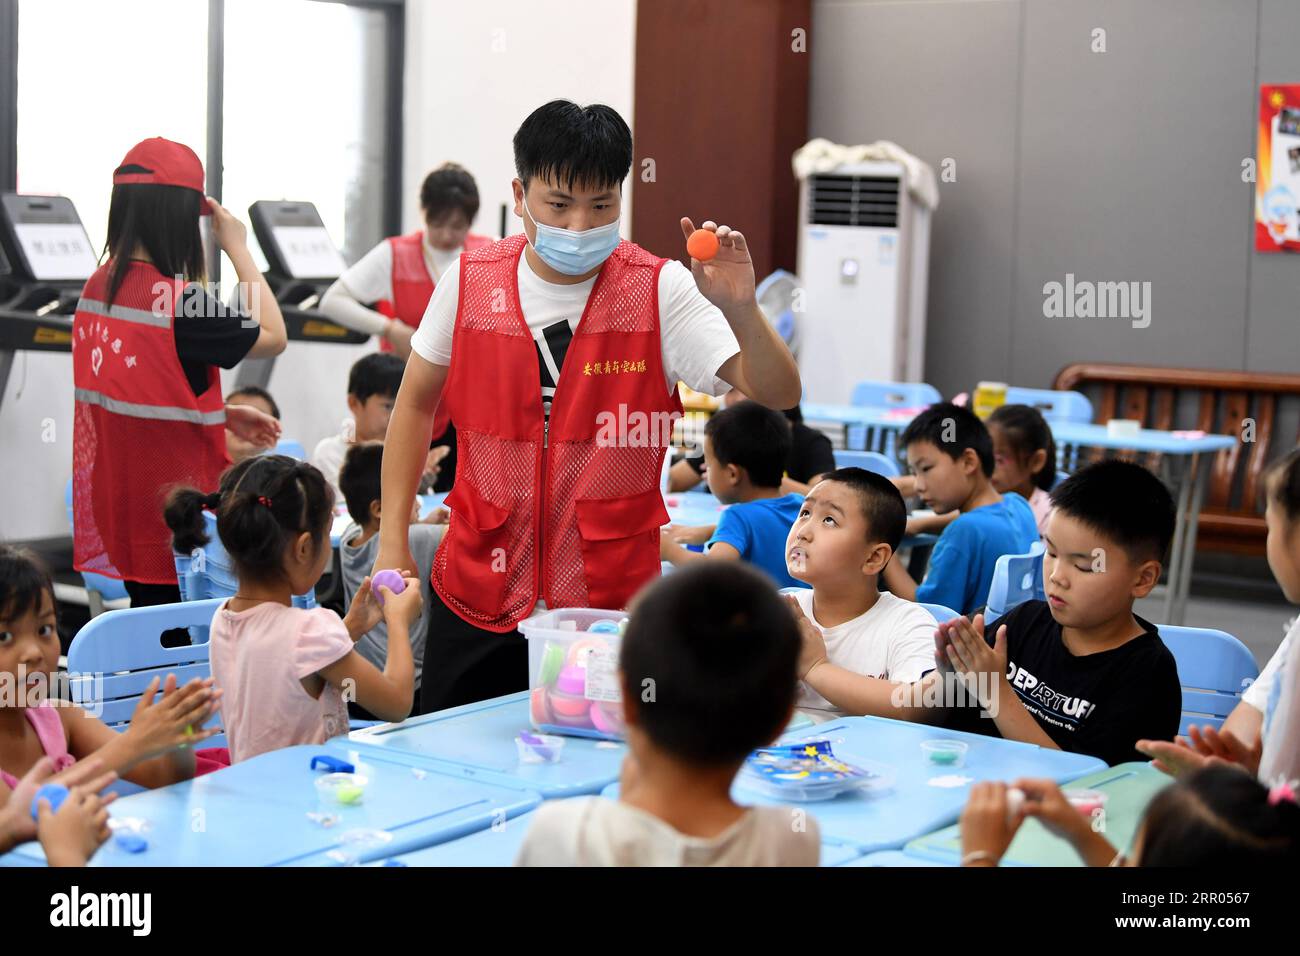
[882,402,1038,614]
[661,401,804,588]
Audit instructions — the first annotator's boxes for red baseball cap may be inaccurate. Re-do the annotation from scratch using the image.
[113,137,212,215]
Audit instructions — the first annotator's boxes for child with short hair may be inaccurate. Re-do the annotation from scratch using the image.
[0,546,218,793]
[882,402,1038,614]
[910,403,1059,539]
[311,353,406,497]
[960,766,1300,867]
[931,460,1182,766]
[515,563,820,866]
[338,442,445,717]
[166,455,421,762]
[660,400,804,589]
[784,467,938,721]
[224,385,281,464]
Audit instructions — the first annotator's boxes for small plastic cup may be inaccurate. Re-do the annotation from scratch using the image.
[921,739,968,768]
[315,772,368,806]
[515,733,565,764]
[1065,788,1109,817]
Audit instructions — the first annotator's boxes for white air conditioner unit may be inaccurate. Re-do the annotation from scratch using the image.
[795,161,931,404]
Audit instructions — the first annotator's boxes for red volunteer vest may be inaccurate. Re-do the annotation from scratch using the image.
[72,262,229,583]
[432,235,682,631]
[376,230,493,435]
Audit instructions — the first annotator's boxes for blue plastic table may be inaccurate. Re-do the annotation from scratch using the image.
[342,692,814,799]
[0,743,540,867]
[605,716,1102,854]
[377,808,536,866]
[842,850,949,867]
[342,692,629,798]
[900,760,1172,867]
[378,805,864,866]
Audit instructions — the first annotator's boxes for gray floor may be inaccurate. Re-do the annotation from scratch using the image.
[1136,588,1293,670]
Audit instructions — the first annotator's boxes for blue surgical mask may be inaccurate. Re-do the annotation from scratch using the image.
[522,195,621,275]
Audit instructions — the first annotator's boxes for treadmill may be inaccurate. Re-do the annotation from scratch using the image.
[235,200,366,389]
[0,194,95,413]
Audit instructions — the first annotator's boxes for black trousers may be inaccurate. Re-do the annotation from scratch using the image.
[123,580,189,648]
[418,587,529,715]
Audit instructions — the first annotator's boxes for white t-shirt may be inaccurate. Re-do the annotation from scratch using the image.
[311,425,350,498]
[514,797,820,867]
[338,235,462,306]
[1243,618,1297,712]
[792,588,938,720]
[410,252,741,417]
[1259,617,1300,784]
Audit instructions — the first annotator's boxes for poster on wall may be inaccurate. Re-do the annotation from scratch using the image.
[1256,84,1300,253]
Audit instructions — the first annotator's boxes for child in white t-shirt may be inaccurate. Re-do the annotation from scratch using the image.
[785,467,938,721]
[515,563,820,867]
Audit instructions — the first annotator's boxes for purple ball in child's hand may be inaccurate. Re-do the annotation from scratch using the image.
[371,570,406,605]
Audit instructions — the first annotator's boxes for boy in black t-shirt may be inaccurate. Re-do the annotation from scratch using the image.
[927,459,1182,766]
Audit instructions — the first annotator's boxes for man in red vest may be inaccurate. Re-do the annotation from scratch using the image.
[377,101,801,713]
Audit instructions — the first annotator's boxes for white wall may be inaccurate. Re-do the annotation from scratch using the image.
[402,0,638,239]
[0,0,639,543]
[0,354,75,541]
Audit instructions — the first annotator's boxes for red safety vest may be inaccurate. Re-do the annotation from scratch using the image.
[432,235,681,631]
[71,262,229,583]
[376,230,493,435]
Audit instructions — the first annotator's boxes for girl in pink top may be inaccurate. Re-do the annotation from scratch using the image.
[0,546,218,802]
[988,404,1057,537]
[165,455,419,763]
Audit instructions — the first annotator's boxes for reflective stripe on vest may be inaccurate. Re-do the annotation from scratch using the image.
[74,387,227,425]
[75,296,172,329]
[431,235,680,631]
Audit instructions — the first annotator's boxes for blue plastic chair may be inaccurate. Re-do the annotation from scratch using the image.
[67,599,227,750]
[174,512,316,642]
[850,380,942,410]
[833,449,902,478]
[1051,470,1070,490]
[68,598,379,741]
[63,479,130,616]
[847,380,942,453]
[984,540,1047,620]
[273,438,307,460]
[1158,626,1260,736]
[1001,387,1093,424]
[918,603,959,624]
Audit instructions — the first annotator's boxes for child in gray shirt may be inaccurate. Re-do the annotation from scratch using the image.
[339,441,446,712]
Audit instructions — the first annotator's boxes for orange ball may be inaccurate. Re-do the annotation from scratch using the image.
[686,228,719,261]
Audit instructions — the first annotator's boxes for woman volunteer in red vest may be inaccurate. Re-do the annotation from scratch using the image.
[321,162,493,359]
[72,137,287,610]
[320,163,492,492]
[376,101,802,714]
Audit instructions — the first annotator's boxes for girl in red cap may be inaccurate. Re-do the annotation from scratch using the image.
[71,137,289,617]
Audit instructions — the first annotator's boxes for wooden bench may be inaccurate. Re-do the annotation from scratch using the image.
[1053,363,1300,555]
